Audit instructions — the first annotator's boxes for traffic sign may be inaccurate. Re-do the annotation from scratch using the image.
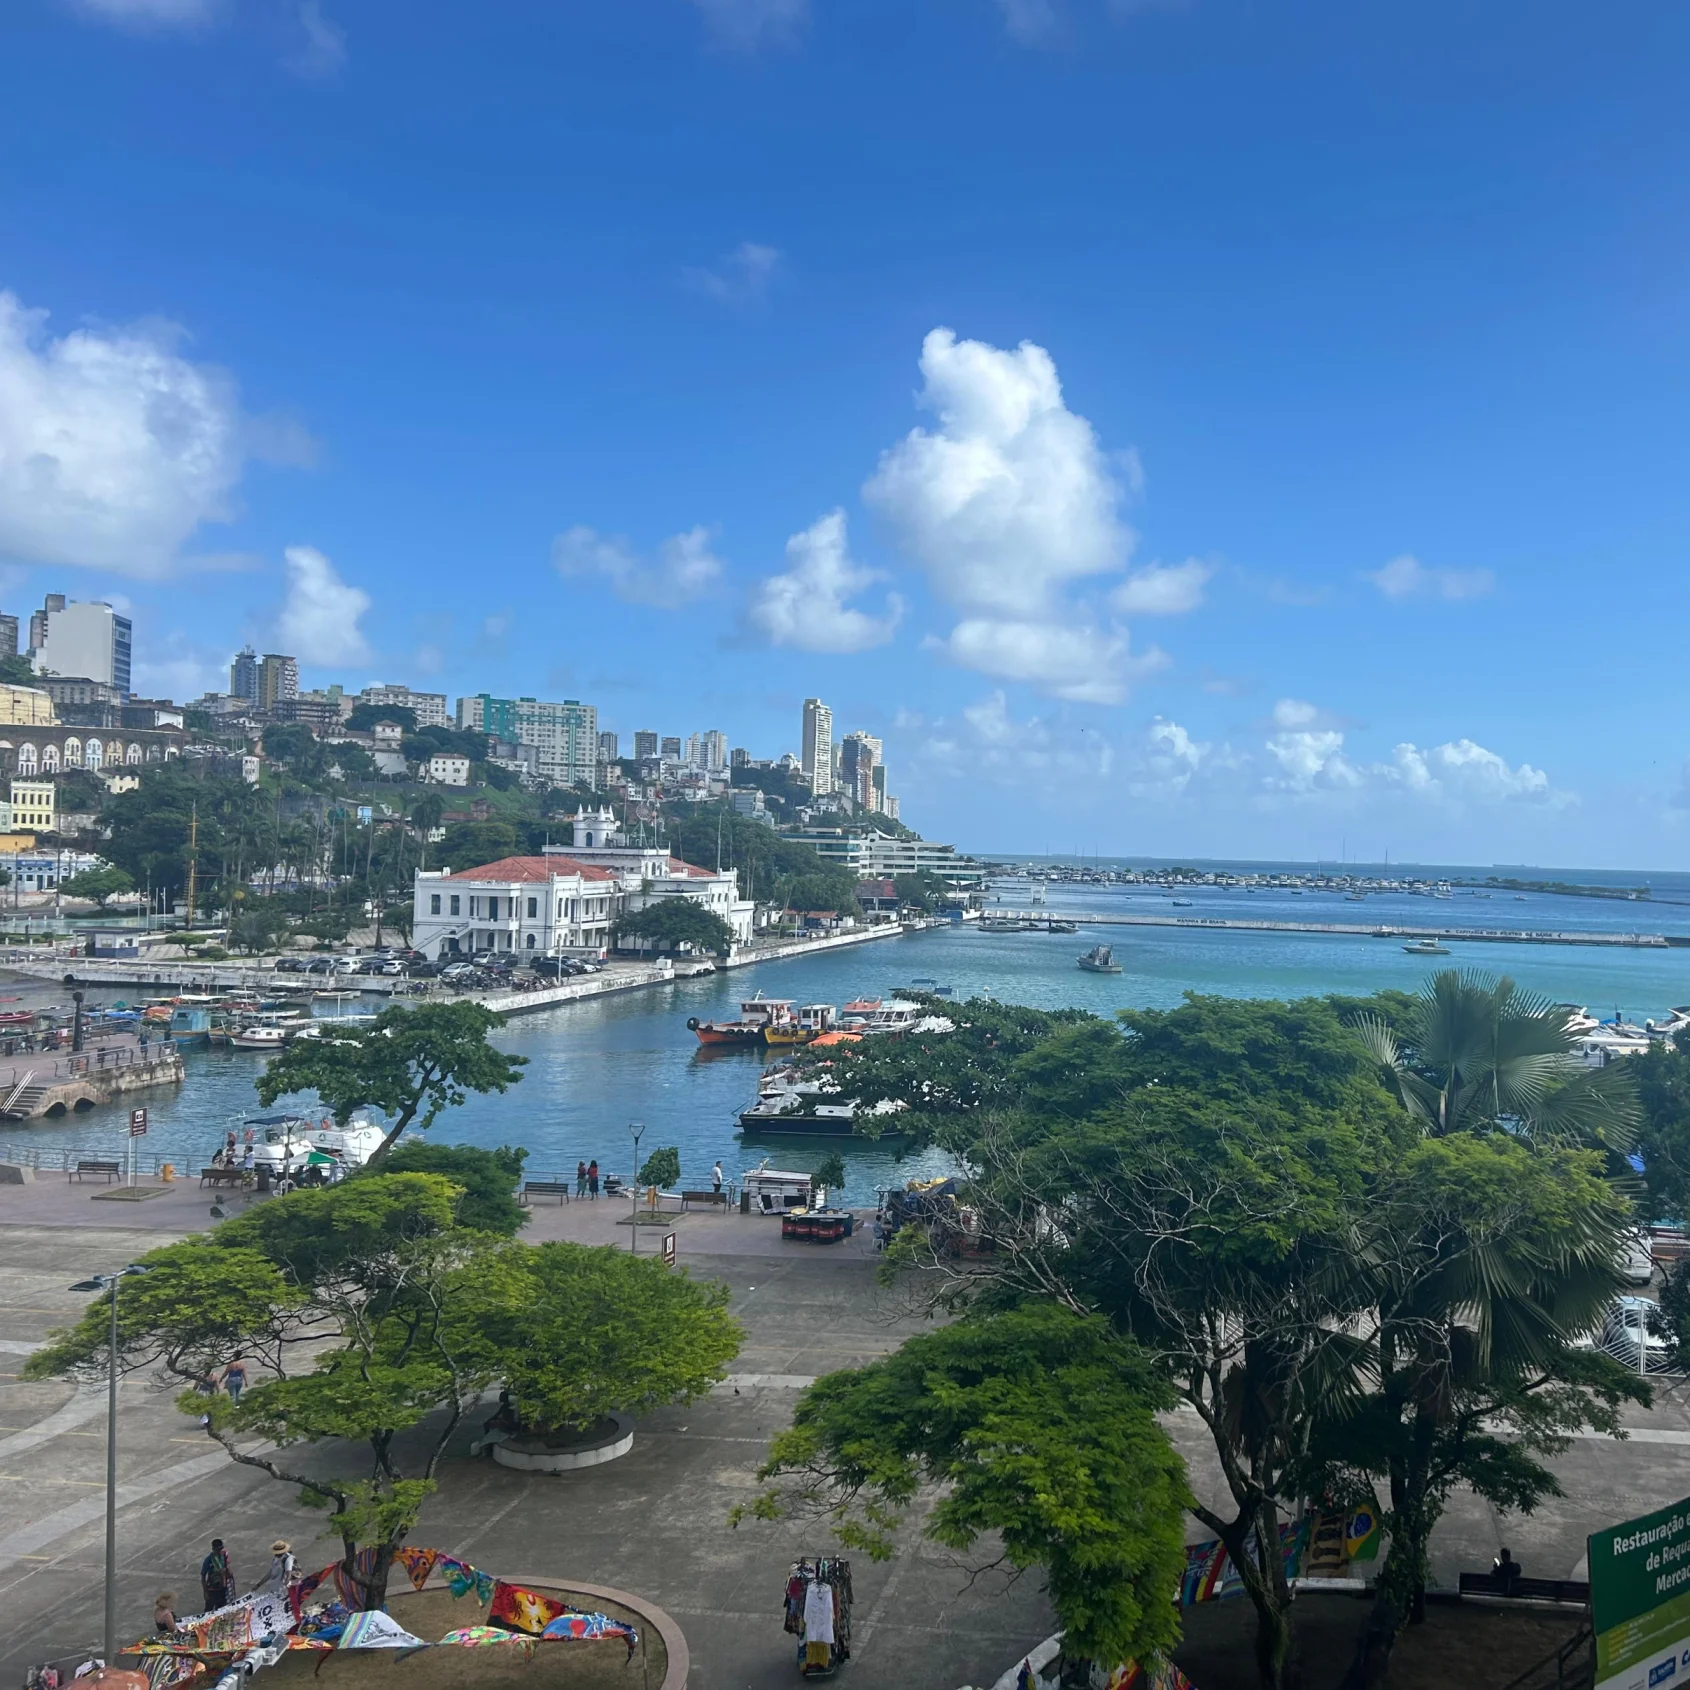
[128,1108,148,1137]
[661,1232,677,1267]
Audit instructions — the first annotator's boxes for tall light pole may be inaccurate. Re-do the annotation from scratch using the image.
[70,1264,150,1666]
[627,1122,645,1253]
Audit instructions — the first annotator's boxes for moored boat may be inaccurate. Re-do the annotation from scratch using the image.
[1078,944,1123,974]
[1402,938,1451,955]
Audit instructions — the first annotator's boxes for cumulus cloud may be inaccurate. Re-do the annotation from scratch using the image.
[866,328,1132,619]
[933,619,1166,705]
[689,0,806,49]
[684,242,781,304]
[1368,553,1495,602]
[553,524,723,606]
[1112,558,1211,616]
[0,290,255,579]
[916,690,1115,784]
[749,510,901,653]
[1384,739,1557,803]
[277,545,371,667]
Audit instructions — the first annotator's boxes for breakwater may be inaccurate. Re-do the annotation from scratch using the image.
[1004,912,1676,949]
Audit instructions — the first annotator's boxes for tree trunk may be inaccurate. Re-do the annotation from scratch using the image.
[1214,1507,1298,1690]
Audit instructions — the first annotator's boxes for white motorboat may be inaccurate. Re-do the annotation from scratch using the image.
[227,1111,388,1177]
[230,1023,288,1051]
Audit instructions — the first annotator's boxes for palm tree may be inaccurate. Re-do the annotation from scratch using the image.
[1353,969,1640,1149]
[409,793,446,868]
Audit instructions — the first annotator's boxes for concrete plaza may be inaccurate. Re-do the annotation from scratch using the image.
[4,1181,1690,1687]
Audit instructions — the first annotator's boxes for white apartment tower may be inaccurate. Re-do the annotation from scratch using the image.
[802,698,833,795]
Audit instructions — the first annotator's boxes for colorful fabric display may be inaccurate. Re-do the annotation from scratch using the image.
[393,1547,441,1592]
[140,1655,198,1690]
[1101,1659,1195,1690]
[1179,1520,1309,1606]
[332,1550,384,1612]
[539,1613,640,1658]
[336,1612,425,1650]
[487,1580,570,1636]
[437,1628,537,1652]
[436,1554,496,1604]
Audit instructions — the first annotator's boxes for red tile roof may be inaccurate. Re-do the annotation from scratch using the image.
[666,858,716,879]
[448,856,617,883]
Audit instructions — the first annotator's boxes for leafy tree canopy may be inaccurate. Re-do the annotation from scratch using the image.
[745,1304,1190,1671]
[637,1145,682,1189]
[58,864,135,907]
[367,1141,529,1235]
[1634,1032,1690,1221]
[256,1001,527,1162]
[499,1242,741,1433]
[347,702,418,733]
[612,899,734,955]
[437,820,520,871]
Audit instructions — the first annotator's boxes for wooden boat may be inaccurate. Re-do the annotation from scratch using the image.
[231,1023,288,1051]
[688,994,797,1047]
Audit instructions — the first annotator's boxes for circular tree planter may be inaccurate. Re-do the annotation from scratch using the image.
[493,1412,635,1472]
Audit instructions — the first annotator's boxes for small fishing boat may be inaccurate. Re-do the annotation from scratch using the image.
[1078,945,1123,974]
[230,1023,288,1051]
[1402,938,1451,956]
[1045,920,1078,934]
[902,978,955,998]
[689,994,797,1048]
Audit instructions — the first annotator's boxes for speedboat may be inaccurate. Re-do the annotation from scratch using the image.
[1078,945,1123,974]
[1402,938,1450,955]
[227,1111,387,1177]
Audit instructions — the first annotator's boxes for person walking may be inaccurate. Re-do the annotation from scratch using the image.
[200,1540,233,1611]
[221,1358,248,1403]
[575,1159,587,1199]
[711,1160,724,1196]
[257,1540,295,1595]
[587,1159,599,1200]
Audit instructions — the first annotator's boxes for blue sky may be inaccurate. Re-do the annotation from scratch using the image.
[2,0,1687,867]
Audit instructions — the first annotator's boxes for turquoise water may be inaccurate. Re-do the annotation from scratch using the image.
[5,874,1688,1197]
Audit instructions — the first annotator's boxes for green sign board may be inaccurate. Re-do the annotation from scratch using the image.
[1590,1496,1690,1690]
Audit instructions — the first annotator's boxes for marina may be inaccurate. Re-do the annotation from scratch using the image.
[0,868,1686,1189]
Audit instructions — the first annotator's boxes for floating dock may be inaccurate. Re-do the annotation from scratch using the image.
[988,912,1681,949]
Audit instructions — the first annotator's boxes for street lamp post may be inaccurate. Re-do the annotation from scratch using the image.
[70,1264,150,1666]
[627,1122,645,1253]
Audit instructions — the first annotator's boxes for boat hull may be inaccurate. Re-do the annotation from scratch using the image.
[688,1018,764,1047]
[739,1110,900,1139]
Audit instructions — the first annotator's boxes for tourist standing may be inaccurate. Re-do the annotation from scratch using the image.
[200,1539,233,1610]
[711,1160,723,1196]
[257,1540,295,1594]
[576,1159,587,1199]
[221,1358,248,1403]
[587,1160,599,1200]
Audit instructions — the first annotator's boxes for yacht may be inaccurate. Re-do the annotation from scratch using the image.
[229,1111,387,1177]
[1401,938,1450,955]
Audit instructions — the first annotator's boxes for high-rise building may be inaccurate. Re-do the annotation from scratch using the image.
[28,595,64,657]
[230,647,259,703]
[802,698,833,795]
[871,764,887,813]
[731,746,751,768]
[32,598,133,695]
[633,730,659,761]
[0,614,18,660]
[685,729,727,771]
[464,695,599,787]
[358,684,448,728]
[257,654,300,714]
[840,732,879,811]
[660,736,682,761]
[597,730,620,762]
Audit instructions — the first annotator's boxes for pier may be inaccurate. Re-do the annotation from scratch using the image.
[0,1032,184,1120]
[990,912,1680,949]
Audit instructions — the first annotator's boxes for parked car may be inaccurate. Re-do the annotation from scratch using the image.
[273,957,309,973]
[305,956,336,975]
[1602,1295,1674,1371]
[440,961,477,981]
[408,959,444,978]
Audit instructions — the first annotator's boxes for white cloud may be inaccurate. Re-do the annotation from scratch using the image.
[277,545,371,667]
[1368,553,1495,602]
[997,0,1061,42]
[1112,558,1211,615]
[1384,738,1558,804]
[1271,697,1324,731]
[865,327,1132,620]
[749,510,901,654]
[0,290,253,579]
[684,242,781,304]
[72,0,213,22]
[934,619,1165,705]
[288,1,345,77]
[689,0,806,49]
[917,690,1114,784]
[553,524,723,606]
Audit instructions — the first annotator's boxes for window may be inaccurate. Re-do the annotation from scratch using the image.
[42,744,59,772]
[487,897,499,920]
[526,896,537,918]
[449,894,460,916]
[430,894,441,915]
[469,897,479,919]
[127,744,142,765]
[17,744,35,774]
[85,739,103,770]
[64,738,82,768]
[526,933,536,948]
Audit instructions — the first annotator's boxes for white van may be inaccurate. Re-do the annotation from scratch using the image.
[1622,1230,1656,1286]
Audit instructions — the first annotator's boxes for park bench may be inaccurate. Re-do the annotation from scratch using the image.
[681,1189,728,1212]
[522,1179,572,1205]
[70,1160,121,1183]
[200,1166,246,1188]
[1457,1571,1590,1605]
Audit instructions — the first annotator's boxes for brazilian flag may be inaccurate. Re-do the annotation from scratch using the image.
[1345,1498,1383,1563]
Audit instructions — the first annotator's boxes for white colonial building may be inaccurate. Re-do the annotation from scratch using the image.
[408,806,755,960]
[412,856,620,958]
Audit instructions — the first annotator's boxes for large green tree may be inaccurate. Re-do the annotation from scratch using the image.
[1633,1031,1690,1220]
[26,1174,525,1611]
[369,1141,530,1235]
[257,1001,527,1162]
[611,900,734,955]
[58,865,135,908]
[745,1305,1191,1674]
